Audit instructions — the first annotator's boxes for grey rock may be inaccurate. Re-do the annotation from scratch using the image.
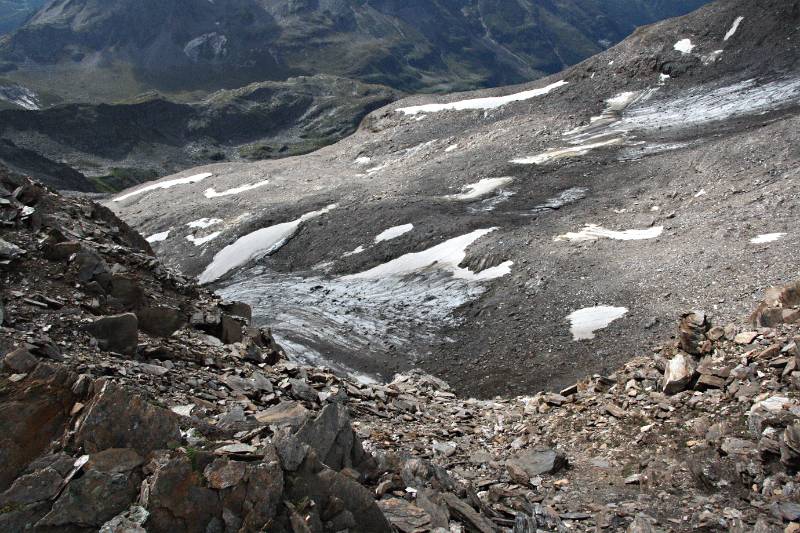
[507,448,567,481]
[136,305,186,337]
[255,401,309,429]
[74,381,181,455]
[273,427,307,472]
[0,237,24,260]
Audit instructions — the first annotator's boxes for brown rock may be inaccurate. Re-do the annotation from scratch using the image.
[695,374,726,391]
[678,311,709,355]
[2,347,38,373]
[378,498,433,533]
[255,401,309,429]
[734,331,759,345]
[443,493,495,533]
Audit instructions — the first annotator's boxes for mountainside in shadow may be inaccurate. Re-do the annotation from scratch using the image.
[108,0,800,398]
[0,75,397,192]
[0,0,46,35]
[0,0,709,103]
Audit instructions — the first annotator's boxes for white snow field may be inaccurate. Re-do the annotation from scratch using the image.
[445,178,514,200]
[567,306,629,340]
[146,230,171,243]
[375,224,414,243]
[204,180,269,198]
[396,80,568,115]
[555,224,664,242]
[198,204,337,284]
[113,173,213,202]
[750,233,787,244]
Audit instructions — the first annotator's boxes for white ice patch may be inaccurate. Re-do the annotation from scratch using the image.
[146,230,171,243]
[204,180,269,198]
[396,80,568,115]
[674,39,695,54]
[511,138,625,165]
[355,156,372,166]
[0,85,40,110]
[366,163,388,174]
[198,204,337,284]
[187,218,223,229]
[343,245,366,257]
[445,177,514,200]
[187,232,222,246]
[344,228,511,282]
[445,144,459,153]
[750,233,786,244]
[724,16,744,41]
[113,173,213,202]
[694,189,707,198]
[375,224,414,243]
[555,224,663,242]
[567,306,628,340]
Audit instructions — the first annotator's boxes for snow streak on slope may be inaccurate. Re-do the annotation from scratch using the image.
[445,178,514,200]
[198,204,337,284]
[555,224,664,242]
[204,180,269,198]
[375,224,414,242]
[113,173,213,202]
[396,80,568,115]
[724,16,744,41]
[344,229,512,281]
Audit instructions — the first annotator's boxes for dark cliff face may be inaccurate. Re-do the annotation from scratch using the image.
[0,0,710,97]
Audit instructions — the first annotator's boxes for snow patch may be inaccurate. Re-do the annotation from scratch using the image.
[445,177,514,200]
[750,233,786,244]
[343,246,366,257]
[724,16,744,41]
[187,232,222,246]
[556,224,663,242]
[113,173,213,202]
[355,156,372,166]
[0,85,40,110]
[511,138,625,165]
[375,224,414,243]
[567,306,628,340]
[674,39,695,54]
[187,218,222,229]
[146,230,171,243]
[199,204,337,284]
[445,144,459,153]
[344,228,511,282]
[396,80,568,115]
[204,180,269,198]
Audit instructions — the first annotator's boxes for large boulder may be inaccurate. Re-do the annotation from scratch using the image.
[0,364,78,490]
[137,305,186,337]
[85,313,138,355]
[74,381,181,455]
[506,448,567,483]
[295,403,375,475]
[662,352,697,395]
[678,311,709,355]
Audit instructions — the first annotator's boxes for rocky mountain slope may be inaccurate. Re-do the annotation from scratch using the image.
[0,75,396,192]
[0,0,708,104]
[109,0,800,397]
[0,0,45,35]
[4,167,800,531]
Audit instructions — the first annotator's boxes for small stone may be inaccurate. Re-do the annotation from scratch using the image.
[734,331,759,345]
[204,458,247,489]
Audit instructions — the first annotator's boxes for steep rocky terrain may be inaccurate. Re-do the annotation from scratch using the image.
[110,0,800,397]
[0,75,397,192]
[4,166,800,531]
[0,0,708,104]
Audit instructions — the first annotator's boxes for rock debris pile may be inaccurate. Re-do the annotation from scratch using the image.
[2,170,800,531]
